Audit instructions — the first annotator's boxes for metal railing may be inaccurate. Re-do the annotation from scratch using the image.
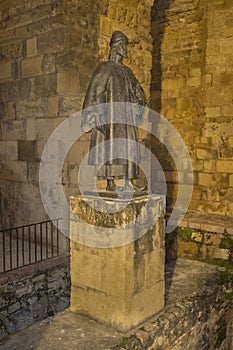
[0,219,62,274]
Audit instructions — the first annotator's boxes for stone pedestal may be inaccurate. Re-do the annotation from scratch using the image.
[70,193,166,331]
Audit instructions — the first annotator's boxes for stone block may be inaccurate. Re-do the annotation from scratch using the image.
[221,105,233,117]
[70,279,164,332]
[16,98,48,119]
[144,250,165,286]
[201,223,225,234]
[187,76,201,87]
[144,52,153,68]
[229,136,233,148]
[1,161,27,182]
[70,193,165,331]
[34,75,57,97]
[27,162,40,184]
[6,141,18,161]
[7,102,16,119]
[1,120,26,140]
[162,78,184,91]
[57,72,79,96]
[229,174,233,187]
[198,173,213,186]
[220,38,233,54]
[0,141,5,160]
[67,140,89,164]
[8,302,21,314]
[59,96,83,116]
[35,117,65,141]
[178,241,198,257]
[26,119,36,140]
[203,160,216,172]
[191,232,203,243]
[38,29,66,55]
[203,233,222,246]
[205,107,221,117]
[196,148,217,160]
[22,56,43,77]
[213,247,230,260]
[48,95,59,116]
[18,141,36,161]
[205,73,212,84]
[71,249,103,291]
[216,160,233,173]
[192,160,204,172]
[26,37,38,57]
[100,15,112,37]
[36,140,46,160]
[189,68,201,77]
[0,62,13,81]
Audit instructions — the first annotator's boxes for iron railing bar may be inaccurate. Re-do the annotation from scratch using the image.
[9,230,12,270]
[45,222,48,259]
[40,223,43,261]
[34,224,37,263]
[16,228,19,268]
[28,226,31,265]
[56,219,59,256]
[51,221,54,257]
[3,231,5,272]
[22,227,25,266]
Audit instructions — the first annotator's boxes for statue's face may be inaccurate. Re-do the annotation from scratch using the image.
[114,40,128,58]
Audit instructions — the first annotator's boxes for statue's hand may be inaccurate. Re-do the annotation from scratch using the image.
[95,114,105,127]
[82,112,106,134]
[135,105,144,126]
[95,114,106,134]
[81,112,98,132]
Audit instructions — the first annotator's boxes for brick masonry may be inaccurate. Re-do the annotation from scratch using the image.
[0,0,153,229]
[0,0,233,263]
[150,0,233,218]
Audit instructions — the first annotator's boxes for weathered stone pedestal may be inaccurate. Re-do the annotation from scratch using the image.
[70,193,166,331]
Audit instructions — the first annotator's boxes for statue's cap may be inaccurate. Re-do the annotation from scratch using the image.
[110,31,128,46]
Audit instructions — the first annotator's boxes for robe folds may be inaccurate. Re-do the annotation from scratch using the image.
[81,60,145,179]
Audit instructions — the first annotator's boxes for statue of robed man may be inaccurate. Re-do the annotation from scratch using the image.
[81,31,145,192]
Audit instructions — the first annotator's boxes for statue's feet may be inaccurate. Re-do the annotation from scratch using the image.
[120,180,146,192]
[106,179,116,192]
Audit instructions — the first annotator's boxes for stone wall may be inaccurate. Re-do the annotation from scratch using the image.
[151,0,233,217]
[0,254,70,339]
[0,0,99,228]
[1,0,232,230]
[0,0,153,229]
[110,259,233,349]
[166,211,233,265]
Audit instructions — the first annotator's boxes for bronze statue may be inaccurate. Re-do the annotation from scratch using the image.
[81,31,145,192]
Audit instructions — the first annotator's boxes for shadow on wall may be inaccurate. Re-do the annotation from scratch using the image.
[150,0,178,296]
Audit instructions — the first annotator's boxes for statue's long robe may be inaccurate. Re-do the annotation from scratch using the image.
[81,60,144,179]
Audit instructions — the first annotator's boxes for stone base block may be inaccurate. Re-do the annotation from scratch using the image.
[70,193,166,331]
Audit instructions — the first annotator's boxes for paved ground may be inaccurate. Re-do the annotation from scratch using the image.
[0,311,123,350]
[0,259,228,350]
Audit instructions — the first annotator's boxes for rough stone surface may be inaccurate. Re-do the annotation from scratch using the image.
[151,0,233,218]
[166,211,233,264]
[0,255,70,339]
[0,259,232,349]
[70,194,166,331]
[0,0,153,229]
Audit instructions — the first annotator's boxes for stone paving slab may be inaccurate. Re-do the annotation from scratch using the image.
[0,259,231,350]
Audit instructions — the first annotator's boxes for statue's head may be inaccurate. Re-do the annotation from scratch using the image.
[110,31,128,47]
[109,31,128,60]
